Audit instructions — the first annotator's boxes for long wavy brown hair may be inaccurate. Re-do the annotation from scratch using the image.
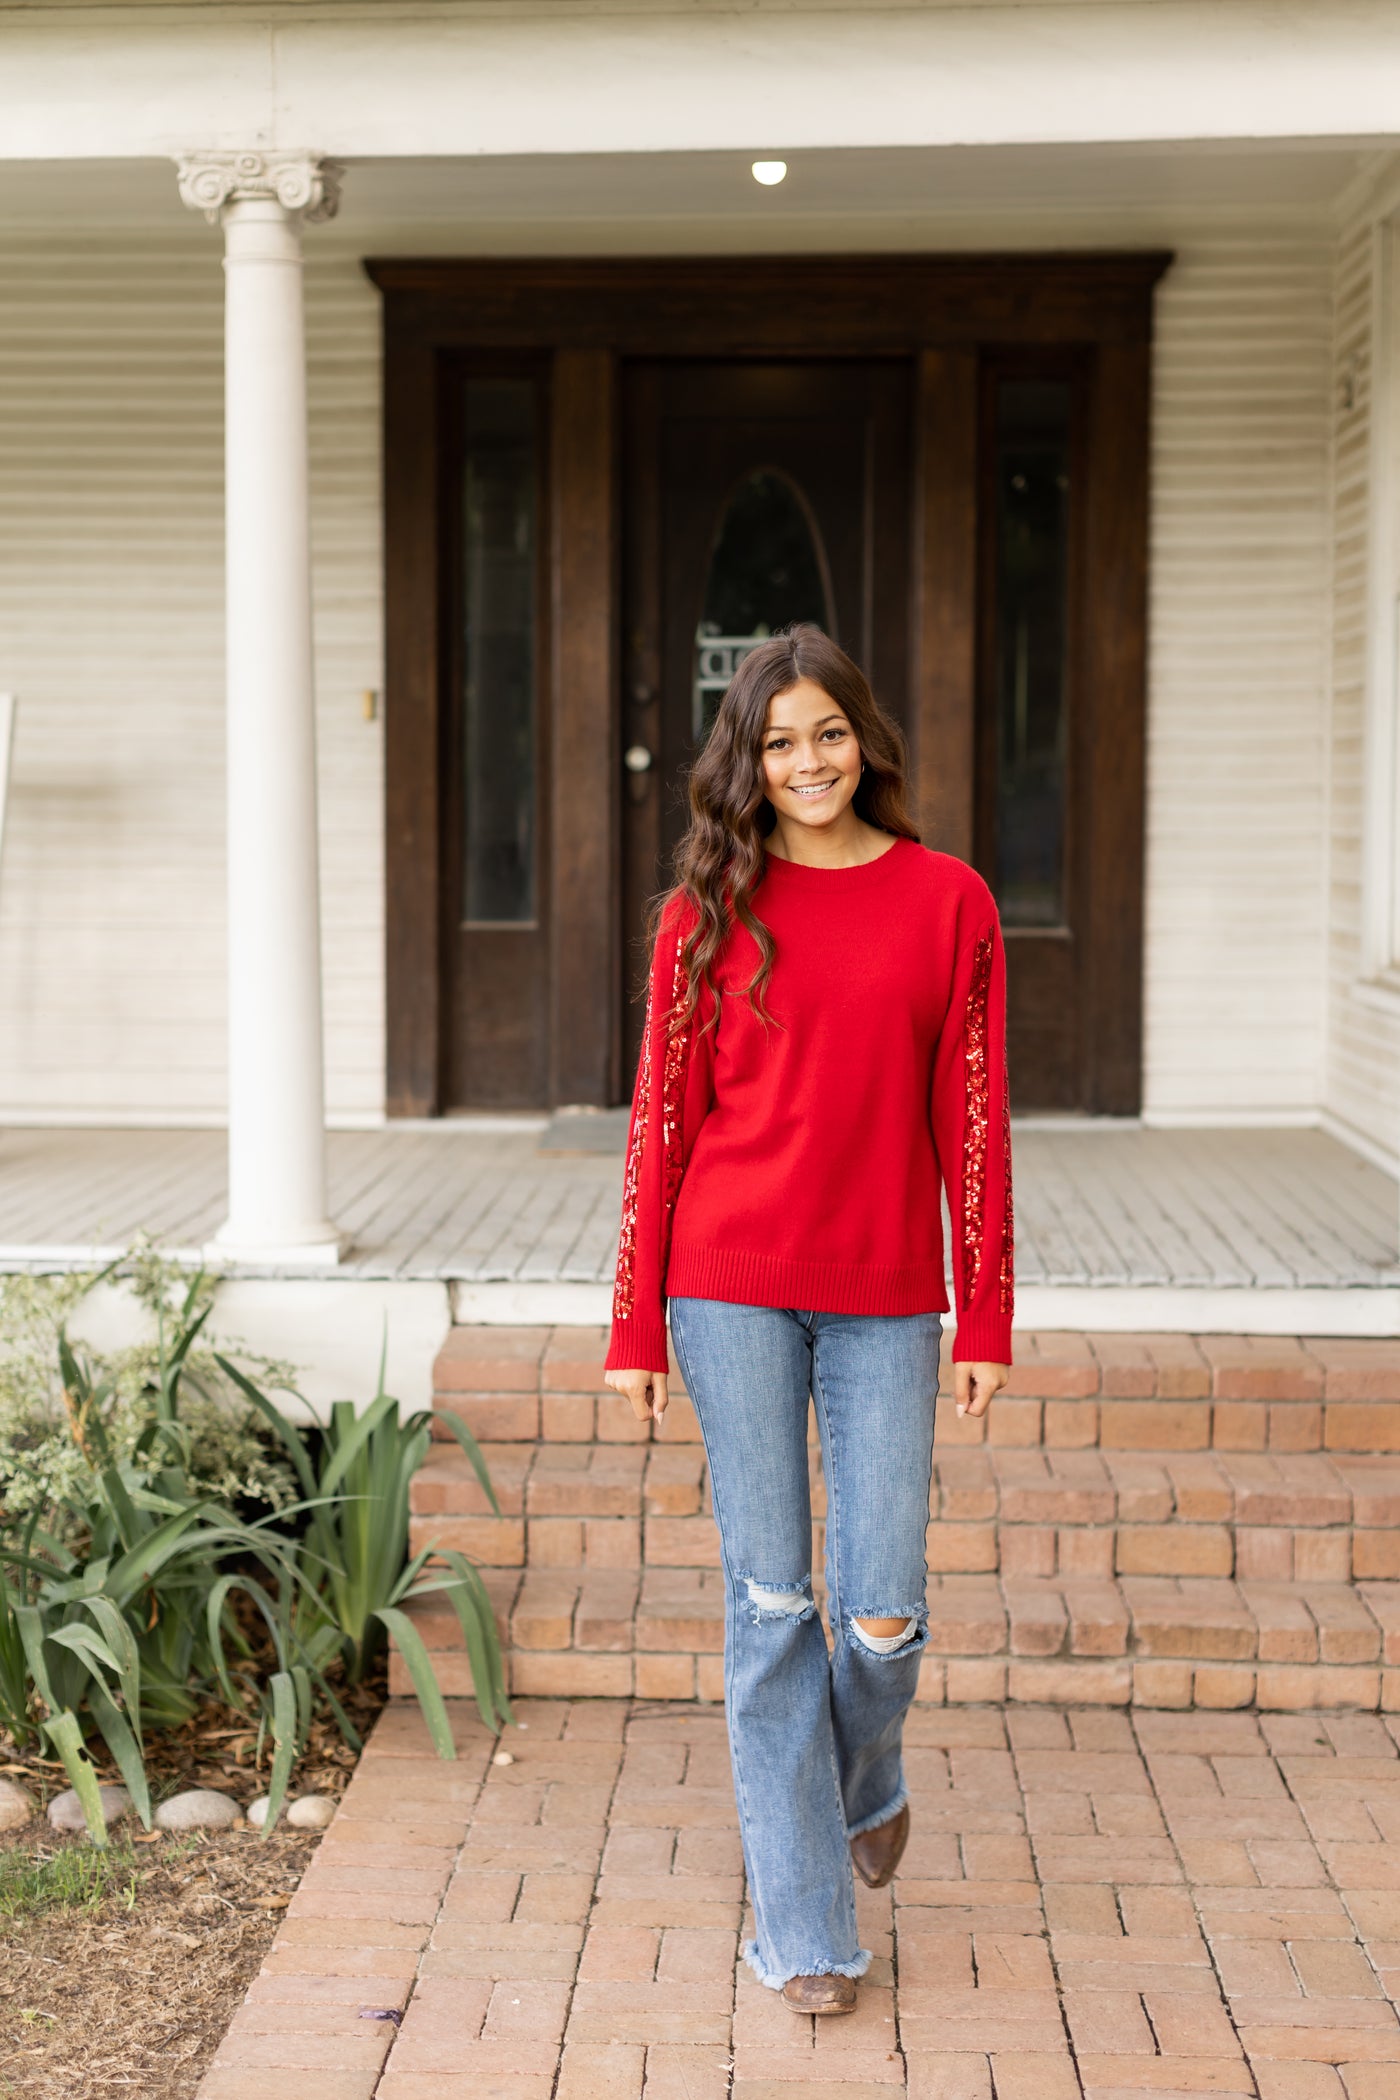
[654,624,919,1030]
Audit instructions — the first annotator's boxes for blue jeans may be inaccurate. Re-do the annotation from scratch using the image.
[668,1298,941,1990]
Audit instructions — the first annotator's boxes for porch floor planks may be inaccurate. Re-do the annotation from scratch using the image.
[0,1128,219,1252]
[409,1158,552,1281]
[1250,1131,1399,1271]
[517,1171,616,1283]
[1060,1134,1211,1287]
[1008,1140,1089,1283]
[1025,1131,1174,1286]
[1068,1131,1245,1289]
[0,1122,1393,1289]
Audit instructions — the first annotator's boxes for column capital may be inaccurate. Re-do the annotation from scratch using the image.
[175,149,343,225]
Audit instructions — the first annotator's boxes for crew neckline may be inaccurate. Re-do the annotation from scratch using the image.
[760,833,909,884]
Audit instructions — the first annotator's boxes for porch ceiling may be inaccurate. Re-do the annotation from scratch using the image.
[0,140,1384,250]
[6,3,1400,165]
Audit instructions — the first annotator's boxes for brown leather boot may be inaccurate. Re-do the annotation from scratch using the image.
[781,1973,858,2015]
[850,1803,910,1890]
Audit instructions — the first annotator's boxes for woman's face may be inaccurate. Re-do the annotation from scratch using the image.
[760,679,863,833]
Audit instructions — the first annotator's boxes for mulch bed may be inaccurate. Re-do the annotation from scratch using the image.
[0,1674,387,2100]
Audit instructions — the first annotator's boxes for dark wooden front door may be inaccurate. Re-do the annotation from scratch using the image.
[621,361,911,1053]
[372,254,1166,1121]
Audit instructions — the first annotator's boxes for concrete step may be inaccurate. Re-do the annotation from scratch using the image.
[431,1324,1400,1454]
[389,1569,1400,1713]
[409,1439,1400,1583]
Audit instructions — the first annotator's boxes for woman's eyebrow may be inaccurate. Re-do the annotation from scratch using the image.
[766,714,846,734]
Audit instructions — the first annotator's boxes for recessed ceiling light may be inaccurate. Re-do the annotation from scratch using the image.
[751,161,788,187]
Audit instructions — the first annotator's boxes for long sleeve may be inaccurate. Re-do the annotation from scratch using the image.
[606,898,712,1375]
[931,911,1015,1365]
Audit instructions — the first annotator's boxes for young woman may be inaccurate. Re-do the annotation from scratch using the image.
[603,626,1013,2016]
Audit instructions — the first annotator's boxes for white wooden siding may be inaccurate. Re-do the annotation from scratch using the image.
[0,221,1360,1136]
[1325,222,1400,1168]
[0,231,384,1122]
[1143,236,1333,1122]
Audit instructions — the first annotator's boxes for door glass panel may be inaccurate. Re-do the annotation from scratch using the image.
[993,379,1070,928]
[694,469,831,738]
[462,378,537,923]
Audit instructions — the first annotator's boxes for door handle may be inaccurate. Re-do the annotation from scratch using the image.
[624,744,654,774]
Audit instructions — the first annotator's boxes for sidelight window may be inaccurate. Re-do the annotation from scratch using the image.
[461,378,538,924]
[990,378,1072,930]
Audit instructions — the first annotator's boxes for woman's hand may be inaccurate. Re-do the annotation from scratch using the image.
[604,1367,669,1427]
[956,1361,1009,1419]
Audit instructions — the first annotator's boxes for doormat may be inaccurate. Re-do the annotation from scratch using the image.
[536,1106,631,1155]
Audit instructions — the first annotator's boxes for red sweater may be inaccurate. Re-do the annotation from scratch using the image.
[605,837,1014,1374]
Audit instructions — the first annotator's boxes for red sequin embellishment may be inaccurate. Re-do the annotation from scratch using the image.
[660,937,691,1240]
[961,930,994,1299]
[612,975,654,1323]
[998,1078,1015,1317]
[612,927,694,1324]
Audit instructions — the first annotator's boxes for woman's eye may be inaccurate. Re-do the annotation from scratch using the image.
[821,728,847,741]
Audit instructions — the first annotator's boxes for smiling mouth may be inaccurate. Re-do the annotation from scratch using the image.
[790,780,837,798]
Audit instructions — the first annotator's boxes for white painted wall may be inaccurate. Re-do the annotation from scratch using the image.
[0,228,384,1123]
[0,203,1359,1139]
[1324,222,1400,1170]
[1142,235,1334,1122]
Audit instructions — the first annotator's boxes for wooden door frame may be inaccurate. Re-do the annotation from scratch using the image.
[368,250,1171,1116]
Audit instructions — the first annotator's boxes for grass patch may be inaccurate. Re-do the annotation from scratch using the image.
[0,1837,150,1921]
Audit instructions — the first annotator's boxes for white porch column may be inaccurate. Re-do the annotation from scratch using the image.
[177,151,344,1264]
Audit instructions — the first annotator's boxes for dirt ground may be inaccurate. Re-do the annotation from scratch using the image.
[0,1685,385,2100]
[0,1820,322,2099]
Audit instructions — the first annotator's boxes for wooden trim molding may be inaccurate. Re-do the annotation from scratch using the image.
[912,348,978,859]
[366,252,1171,351]
[549,348,621,1107]
[382,329,441,1117]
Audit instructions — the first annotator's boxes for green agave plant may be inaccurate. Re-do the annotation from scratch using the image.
[216,1353,512,1750]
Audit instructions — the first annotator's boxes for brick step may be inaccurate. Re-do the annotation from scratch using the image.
[389,1570,1400,1713]
[432,1325,1400,1453]
[410,1441,1400,1582]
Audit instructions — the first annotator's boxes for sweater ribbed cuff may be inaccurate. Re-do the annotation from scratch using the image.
[952,1308,1013,1366]
[604,1315,670,1376]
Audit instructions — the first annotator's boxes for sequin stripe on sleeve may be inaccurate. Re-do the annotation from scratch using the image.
[998,1078,1015,1317]
[611,974,655,1322]
[658,933,694,1271]
[960,929,995,1299]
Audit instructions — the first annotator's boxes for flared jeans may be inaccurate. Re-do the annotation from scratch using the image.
[668,1298,941,1989]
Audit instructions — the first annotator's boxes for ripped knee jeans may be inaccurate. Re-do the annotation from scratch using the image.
[668,1299,940,1993]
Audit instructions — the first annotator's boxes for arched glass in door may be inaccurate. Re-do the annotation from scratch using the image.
[693,469,833,737]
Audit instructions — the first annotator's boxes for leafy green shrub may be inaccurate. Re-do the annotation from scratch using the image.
[0,1254,510,1843]
[0,1254,297,1535]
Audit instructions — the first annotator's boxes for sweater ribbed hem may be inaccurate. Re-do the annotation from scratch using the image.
[604,1316,670,1376]
[665,1240,949,1319]
[952,1306,1014,1366]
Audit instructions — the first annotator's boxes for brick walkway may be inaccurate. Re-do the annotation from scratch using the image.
[202,1697,1400,2100]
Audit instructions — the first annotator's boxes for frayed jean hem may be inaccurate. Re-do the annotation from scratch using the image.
[845,1782,908,1841]
[743,1939,873,1991]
